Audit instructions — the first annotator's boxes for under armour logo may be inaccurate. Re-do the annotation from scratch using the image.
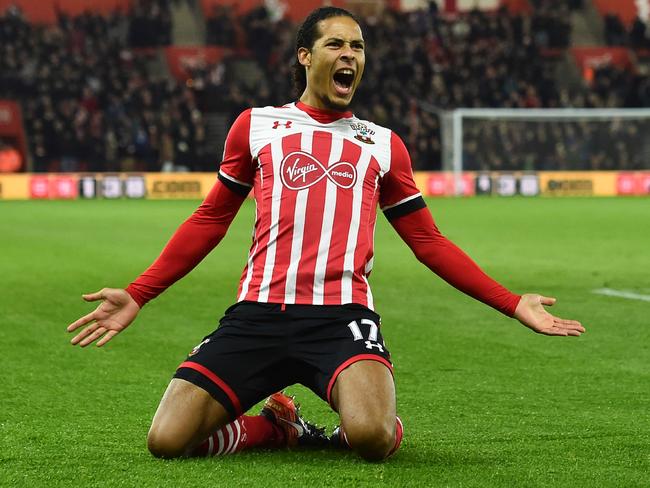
[365,340,384,352]
[189,338,210,356]
[272,120,292,129]
[280,151,357,191]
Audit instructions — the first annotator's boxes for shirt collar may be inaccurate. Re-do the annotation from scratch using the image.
[295,101,353,123]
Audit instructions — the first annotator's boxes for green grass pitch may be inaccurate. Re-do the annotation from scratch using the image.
[1,197,649,487]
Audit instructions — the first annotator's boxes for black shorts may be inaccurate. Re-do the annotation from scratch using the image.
[174,301,392,419]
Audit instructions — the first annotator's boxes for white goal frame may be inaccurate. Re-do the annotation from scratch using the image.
[435,108,650,195]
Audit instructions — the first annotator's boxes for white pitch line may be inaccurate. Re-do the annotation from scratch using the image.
[592,288,650,302]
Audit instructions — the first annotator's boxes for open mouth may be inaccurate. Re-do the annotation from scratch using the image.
[333,68,355,96]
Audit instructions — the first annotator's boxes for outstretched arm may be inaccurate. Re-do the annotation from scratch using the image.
[381,132,583,336]
[390,206,520,316]
[125,180,247,307]
[67,109,254,347]
[66,181,247,347]
[126,108,254,307]
[390,207,584,336]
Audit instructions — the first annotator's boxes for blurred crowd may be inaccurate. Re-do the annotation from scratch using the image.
[461,57,650,171]
[463,118,650,171]
[128,0,172,47]
[0,2,210,173]
[1,1,649,172]
[604,14,650,49]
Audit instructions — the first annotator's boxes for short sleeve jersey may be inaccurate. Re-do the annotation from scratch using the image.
[218,101,424,310]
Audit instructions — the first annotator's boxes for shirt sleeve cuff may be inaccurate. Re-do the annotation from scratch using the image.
[125,284,147,309]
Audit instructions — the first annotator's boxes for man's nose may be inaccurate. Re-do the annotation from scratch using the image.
[340,44,355,60]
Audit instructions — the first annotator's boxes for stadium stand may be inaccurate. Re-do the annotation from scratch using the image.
[0,1,203,172]
[1,0,648,172]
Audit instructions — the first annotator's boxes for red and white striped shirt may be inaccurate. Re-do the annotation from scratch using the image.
[126,102,520,317]
[218,101,422,309]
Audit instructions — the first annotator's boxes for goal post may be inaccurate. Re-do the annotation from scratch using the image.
[434,108,650,195]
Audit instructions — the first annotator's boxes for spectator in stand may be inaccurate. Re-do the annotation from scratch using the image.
[604,14,627,46]
[530,2,571,48]
[128,0,172,47]
[602,13,650,50]
[206,5,237,47]
[629,17,650,49]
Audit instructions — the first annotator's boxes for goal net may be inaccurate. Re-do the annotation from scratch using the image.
[434,108,650,194]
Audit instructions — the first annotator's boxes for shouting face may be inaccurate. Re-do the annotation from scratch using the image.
[298,16,366,111]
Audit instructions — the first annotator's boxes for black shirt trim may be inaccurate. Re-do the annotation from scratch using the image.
[218,172,251,197]
[383,196,426,221]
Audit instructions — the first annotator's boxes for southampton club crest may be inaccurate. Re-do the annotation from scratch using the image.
[350,122,375,144]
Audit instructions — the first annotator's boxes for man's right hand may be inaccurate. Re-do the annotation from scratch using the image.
[67,288,140,347]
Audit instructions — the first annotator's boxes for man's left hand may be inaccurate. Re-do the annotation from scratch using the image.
[514,294,585,337]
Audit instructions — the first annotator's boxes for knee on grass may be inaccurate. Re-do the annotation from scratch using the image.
[147,428,189,459]
[343,419,396,461]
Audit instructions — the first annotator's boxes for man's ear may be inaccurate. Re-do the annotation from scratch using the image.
[297,47,311,67]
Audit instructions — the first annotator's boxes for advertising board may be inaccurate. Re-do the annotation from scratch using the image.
[413,172,475,197]
[145,173,216,199]
[1,171,646,200]
[415,172,540,197]
[616,172,650,196]
[0,174,30,199]
[78,174,147,199]
[538,172,618,196]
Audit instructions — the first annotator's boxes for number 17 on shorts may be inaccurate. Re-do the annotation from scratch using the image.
[347,319,385,352]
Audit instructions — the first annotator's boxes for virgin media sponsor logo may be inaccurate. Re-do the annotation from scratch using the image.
[280,151,357,190]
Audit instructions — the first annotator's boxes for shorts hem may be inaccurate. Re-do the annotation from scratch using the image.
[176,361,243,417]
[325,354,394,409]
